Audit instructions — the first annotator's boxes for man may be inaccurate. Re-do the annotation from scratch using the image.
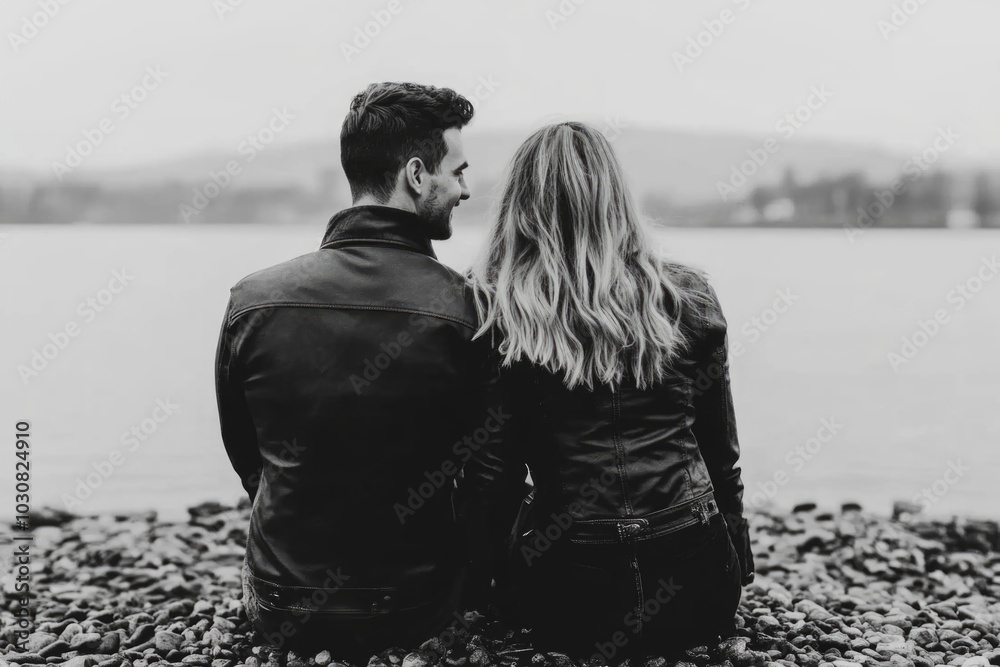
[215,82,485,656]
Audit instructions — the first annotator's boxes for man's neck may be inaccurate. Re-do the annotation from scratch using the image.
[352,194,417,214]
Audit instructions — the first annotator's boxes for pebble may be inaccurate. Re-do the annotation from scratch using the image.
[191,600,215,615]
[62,656,98,667]
[402,652,432,667]
[0,500,998,667]
[153,630,184,653]
[22,632,59,653]
[69,632,103,650]
[758,615,782,631]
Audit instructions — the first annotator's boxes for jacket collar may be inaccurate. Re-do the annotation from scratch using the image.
[320,205,436,259]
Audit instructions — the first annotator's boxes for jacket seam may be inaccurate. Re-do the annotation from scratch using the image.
[611,387,635,517]
[229,302,476,331]
[682,377,696,496]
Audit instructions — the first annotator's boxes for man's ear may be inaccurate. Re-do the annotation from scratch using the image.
[403,157,426,196]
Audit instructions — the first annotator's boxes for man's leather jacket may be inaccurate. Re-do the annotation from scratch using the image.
[460,266,755,588]
[215,205,490,618]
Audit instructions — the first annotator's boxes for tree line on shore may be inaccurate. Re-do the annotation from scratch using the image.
[1,167,998,228]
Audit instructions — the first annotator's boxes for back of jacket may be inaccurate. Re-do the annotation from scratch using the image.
[512,267,741,518]
[216,206,485,609]
[463,265,754,584]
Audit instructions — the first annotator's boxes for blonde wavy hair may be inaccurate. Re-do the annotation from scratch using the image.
[469,122,704,390]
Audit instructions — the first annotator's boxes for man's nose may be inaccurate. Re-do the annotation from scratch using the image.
[460,183,471,201]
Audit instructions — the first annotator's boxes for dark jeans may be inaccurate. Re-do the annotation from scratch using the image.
[505,512,742,662]
[241,558,465,660]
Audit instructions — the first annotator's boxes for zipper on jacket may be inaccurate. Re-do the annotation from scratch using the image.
[691,501,711,525]
[629,552,644,639]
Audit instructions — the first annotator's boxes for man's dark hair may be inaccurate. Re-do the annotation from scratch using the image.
[340,82,474,202]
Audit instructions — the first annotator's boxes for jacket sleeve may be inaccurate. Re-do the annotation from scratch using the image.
[691,283,755,585]
[456,339,529,612]
[215,295,263,503]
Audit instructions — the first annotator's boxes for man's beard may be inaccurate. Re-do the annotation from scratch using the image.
[422,190,454,240]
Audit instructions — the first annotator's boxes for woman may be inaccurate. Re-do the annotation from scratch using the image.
[462,122,755,660]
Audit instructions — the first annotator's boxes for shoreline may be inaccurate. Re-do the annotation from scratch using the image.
[1,501,998,667]
[2,496,998,527]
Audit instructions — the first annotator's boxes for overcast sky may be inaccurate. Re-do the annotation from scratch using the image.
[3,0,1000,172]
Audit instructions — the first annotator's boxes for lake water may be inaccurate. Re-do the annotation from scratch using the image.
[1,224,998,522]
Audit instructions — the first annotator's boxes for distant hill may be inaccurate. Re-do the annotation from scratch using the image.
[56,128,921,206]
[7,127,999,227]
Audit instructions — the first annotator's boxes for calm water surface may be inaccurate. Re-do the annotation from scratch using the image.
[1,224,998,521]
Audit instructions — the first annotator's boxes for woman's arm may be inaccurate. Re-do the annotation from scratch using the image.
[456,341,529,611]
[691,284,755,585]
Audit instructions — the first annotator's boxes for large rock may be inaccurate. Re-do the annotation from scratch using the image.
[69,632,103,650]
[22,631,59,653]
[153,630,184,653]
[794,599,833,622]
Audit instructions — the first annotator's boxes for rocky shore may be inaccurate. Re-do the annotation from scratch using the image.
[1,501,999,667]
